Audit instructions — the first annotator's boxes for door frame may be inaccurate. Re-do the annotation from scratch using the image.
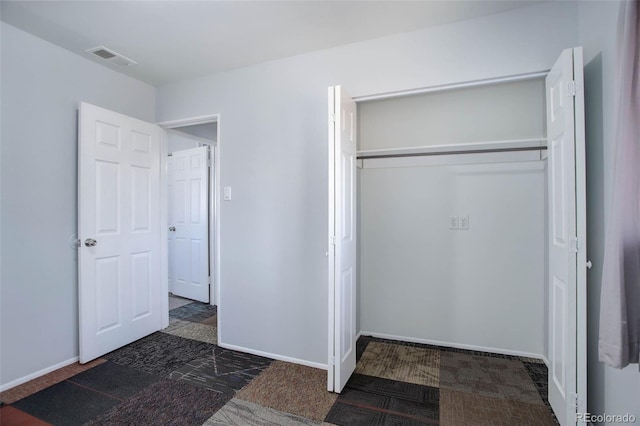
[333,61,586,417]
[327,91,336,392]
[157,114,221,334]
[572,46,587,425]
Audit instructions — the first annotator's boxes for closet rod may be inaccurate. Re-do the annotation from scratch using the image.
[353,70,549,102]
[357,145,546,160]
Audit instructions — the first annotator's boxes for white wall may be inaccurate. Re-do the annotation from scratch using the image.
[156,2,578,367]
[0,22,155,388]
[579,1,640,422]
[357,81,546,356]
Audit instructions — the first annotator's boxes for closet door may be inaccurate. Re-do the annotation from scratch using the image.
[328,85,357,393]
[546,47,587,426]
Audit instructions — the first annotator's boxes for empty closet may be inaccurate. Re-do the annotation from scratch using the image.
[356,78,548,358]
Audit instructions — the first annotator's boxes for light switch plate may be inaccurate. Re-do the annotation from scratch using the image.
[223,186,232,201]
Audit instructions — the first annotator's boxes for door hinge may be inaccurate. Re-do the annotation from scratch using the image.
[330,113,336,123]
[329,356,335,366]
[570,237,580,254]
[330,235,336,246]
[208,276,212,286]
[570,393,583,410]
[568,81,577,97]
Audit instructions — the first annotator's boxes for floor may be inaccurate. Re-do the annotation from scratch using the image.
[0,297,558,425]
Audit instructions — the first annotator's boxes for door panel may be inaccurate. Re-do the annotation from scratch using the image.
[340,267,354,363]
[95,161,119,234]
[329,85,357,393]
[95,256,120,332]
[131,166,151,232]
[131,251,152,319]
[167,146,209,303]
[546,47,586,426]
[79,102,162,363]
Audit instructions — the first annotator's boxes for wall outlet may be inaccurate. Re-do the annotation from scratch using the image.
[449,216,459,230]
[460,215,469,230]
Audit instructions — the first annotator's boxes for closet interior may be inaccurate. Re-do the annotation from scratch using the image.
[356,78,548,359]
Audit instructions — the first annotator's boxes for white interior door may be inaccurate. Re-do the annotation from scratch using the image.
[78,102,162,363]
[546,47,587,426]
[167,146,210,303]
[328,85,357,393]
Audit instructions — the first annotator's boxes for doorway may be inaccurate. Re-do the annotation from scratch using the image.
[166,130,214,303]
[158,115,221,338]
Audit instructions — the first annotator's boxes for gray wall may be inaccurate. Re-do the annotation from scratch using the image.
[358,78,546,150]
[167,129,205,153]
[176,123,218,142]
[359,161,546,355]
[0,22,155,388]
[579,1,640,422]
[156,2,578,367]
[357,80,546,356]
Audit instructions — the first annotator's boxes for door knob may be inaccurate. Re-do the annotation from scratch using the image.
[169,226,176,232]
[84,238,97,247]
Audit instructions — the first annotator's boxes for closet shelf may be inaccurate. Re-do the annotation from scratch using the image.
[357,138,547,160]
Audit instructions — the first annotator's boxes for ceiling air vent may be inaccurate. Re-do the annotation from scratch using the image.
[86,46,137,67]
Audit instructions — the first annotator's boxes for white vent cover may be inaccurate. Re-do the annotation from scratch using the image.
[86,46,137,67]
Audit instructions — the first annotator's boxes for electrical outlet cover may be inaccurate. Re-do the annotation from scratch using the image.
[450,216,459,229]
[460,215,469,230]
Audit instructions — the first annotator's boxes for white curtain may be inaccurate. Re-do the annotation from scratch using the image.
[599,0,640,369]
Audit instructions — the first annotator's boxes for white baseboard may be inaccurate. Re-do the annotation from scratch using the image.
[0,356,79,392]
[218,341,328,371]
[360,331,545,361]
[541,354,550,367]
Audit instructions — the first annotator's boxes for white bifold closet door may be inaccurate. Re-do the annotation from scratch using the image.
[78,102,162,363]
[546,47,587,426]
[328,85,358,393]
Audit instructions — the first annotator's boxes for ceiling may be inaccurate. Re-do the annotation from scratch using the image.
[1,1,542,86]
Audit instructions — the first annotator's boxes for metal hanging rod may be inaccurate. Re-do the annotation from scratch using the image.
[358,145,546,160]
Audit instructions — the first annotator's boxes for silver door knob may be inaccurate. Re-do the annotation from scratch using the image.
[84,238,97,247]
[169,226,176,232]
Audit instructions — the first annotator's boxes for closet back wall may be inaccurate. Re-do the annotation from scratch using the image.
[358,79,546,357]
[359,79,545,149]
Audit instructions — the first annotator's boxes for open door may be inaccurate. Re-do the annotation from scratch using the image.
[546,47,587,425]
[78,102,163,363]
[328,86,357,393]
[168,146,210,303]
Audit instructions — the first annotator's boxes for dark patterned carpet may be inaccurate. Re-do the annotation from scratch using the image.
[0,297,558,425]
